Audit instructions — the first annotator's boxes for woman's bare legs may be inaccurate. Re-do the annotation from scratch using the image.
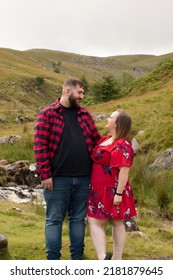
[88,217,107,260]
[111,219,126,260]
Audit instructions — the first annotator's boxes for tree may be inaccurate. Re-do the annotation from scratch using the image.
[92,75,120,102]
[52,62,61,73]
[80,75,89,94]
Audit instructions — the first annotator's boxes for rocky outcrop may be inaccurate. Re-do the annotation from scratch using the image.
[0,135,21,144]
[124,217,140,232]
[0,160,40,187]
[131,138,139,154]
[0,185,43,204]
[149,148,173,171]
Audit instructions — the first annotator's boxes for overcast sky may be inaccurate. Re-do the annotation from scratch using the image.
[0,0,173,57]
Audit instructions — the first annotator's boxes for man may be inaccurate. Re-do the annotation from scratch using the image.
[34,78,101,260]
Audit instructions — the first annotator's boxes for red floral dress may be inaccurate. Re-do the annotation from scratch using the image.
[87,136,136,220]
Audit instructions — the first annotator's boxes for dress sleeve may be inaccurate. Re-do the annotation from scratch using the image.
[110,139,134,168]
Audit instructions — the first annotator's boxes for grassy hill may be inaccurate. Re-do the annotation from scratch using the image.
[0,48,173,260]
[0,47,173,160]
[0,47,173,123]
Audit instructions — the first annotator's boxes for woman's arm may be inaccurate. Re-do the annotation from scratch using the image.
[113,166,129,205]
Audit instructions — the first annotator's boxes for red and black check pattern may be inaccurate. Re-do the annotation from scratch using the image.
[33,99,101,180]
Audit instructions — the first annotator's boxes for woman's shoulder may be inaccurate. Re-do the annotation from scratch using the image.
[114,139,134,153]
[115,138,131,145]
[98,135,110,144]
[110,138,134,167]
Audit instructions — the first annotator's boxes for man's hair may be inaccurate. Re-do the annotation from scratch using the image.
[63,78,84,90]
[115,109,132,141]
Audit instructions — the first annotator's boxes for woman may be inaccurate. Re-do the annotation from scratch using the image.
[87,109,136,260]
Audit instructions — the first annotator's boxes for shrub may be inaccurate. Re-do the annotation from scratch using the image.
[36,76,44,85]
[92,75,120,102]
[52,62,61,73]
[80,75,89,94]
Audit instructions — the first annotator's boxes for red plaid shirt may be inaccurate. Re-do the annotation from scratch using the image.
[33,99,101,180]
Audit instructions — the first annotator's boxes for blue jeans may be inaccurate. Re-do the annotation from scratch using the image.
[44,176,90,260]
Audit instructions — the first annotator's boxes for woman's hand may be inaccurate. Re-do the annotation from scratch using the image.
[113,194,122,205]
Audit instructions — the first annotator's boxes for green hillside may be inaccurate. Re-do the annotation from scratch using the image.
[0,48,173,259]
[0,47,173,124]
[0,48,173,156]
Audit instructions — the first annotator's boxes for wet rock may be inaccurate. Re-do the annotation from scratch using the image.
[0,185,44,204]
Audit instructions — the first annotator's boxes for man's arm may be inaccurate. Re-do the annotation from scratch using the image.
[33,111,52,181]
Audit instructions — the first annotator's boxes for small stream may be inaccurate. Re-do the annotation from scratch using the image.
[0,185,44,205]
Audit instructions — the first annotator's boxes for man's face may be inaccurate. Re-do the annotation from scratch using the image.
[68,85,84,108]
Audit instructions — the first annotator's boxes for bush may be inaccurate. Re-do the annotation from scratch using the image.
[92,75,120,102]
[52,62,61,73]
[80,75,89,94]
[36,76,44,85]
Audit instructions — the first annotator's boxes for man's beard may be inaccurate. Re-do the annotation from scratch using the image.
[68,93,80,108]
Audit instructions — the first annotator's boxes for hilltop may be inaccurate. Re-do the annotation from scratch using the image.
[0,47,173,124]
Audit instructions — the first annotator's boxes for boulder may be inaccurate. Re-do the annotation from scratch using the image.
[132,137,139,154]
[124,217,140,232]
[0,234,8,254]
[0,159,8,166]
[1,160,41,187]
[149,148,173,171]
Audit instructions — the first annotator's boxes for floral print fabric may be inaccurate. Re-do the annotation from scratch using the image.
[87,136,137,220]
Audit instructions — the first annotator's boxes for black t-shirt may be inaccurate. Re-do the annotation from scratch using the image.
[51,107,91,176]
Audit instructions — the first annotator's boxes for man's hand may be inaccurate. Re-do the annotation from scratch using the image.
[41,178,53,191]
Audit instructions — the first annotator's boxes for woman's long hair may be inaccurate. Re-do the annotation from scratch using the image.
[115,109,132,141]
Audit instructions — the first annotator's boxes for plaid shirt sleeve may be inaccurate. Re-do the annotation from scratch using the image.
[33,111,52,180]
[78,109,101,153]
[89,113,101,147]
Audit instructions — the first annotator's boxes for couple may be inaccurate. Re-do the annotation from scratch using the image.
[33,78,136,260]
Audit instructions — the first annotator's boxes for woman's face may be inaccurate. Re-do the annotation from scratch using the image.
[106,111,119,135]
